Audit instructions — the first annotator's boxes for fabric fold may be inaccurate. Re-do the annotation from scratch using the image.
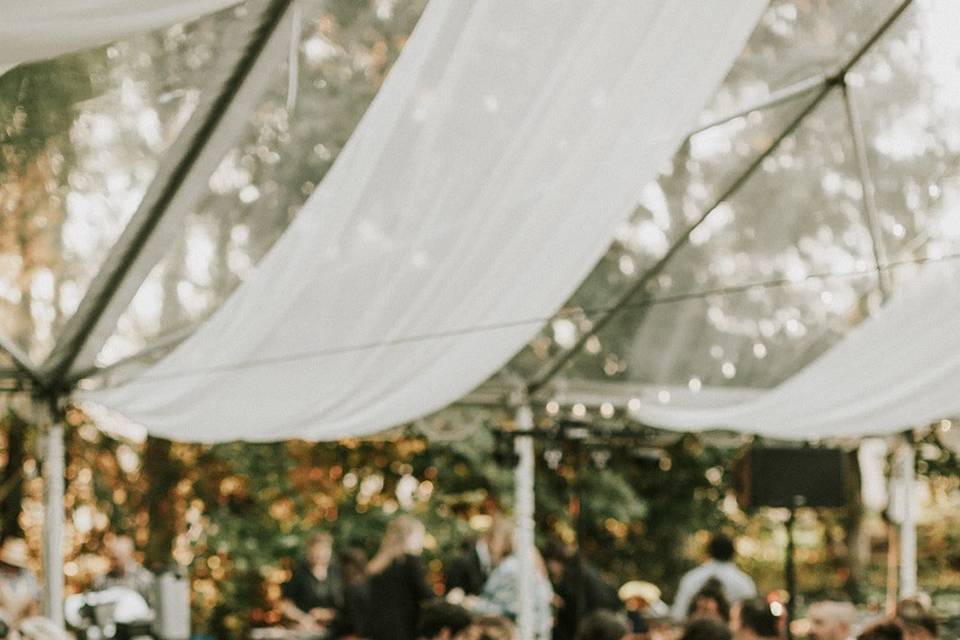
[85,0,767,442]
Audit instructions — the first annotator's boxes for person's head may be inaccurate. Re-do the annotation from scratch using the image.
[389,515,426,554]
[682,617,734,640]
[486,518,514,566]
[466,616,517,640]
[708,534,736,563]
[369,515,426,574]
[305,531,334,568]
[857,622,904,640]
[807,601,857,640]
[542,539,574,583]
[688,579,730,623]
[896,597,937,640]
[733,599,782,640]
[0,538,30,574]
[618,581,662,612]
[340,546,368,585]
[418,600,474,640]
[105,535,137,574]
[575,610,630,640]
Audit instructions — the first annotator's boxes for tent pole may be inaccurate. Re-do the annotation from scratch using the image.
[687,73,826,137]
[841,80,892,297]
[38,396,65,628]
[897,437,917,598]
[513,401,537,640]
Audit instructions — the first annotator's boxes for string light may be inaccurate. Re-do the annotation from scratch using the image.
[600,402,615,419]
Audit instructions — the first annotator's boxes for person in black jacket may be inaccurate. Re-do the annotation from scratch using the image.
[328,546,370,638]
[416,600,474,640]
[363,515,435,640]
[445,526,495,597]
[280,531,344,632]
[543,540,621,640]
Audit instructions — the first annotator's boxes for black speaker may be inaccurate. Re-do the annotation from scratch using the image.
[736,447,846,509]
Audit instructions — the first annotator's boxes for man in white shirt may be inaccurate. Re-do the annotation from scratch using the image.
[671,534,757,622]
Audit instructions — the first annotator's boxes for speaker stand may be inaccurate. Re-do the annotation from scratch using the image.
[785,505,796,640]
[785,495,805,640]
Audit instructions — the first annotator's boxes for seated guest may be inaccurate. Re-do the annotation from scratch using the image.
[467,615,517,640]
[732,599,783,640]
[446,526,496,597]
[574,610,630,640]
[464,519,554,640]
[417,601,474,640]
[682,617,734,640]
[895,597,938,640]
[280,531,343,632]
[0,538,39,625]
[807,601,858,640]
[857,622,904,640]
[686,579,730,623]
[93,535,154,604]
[672,534,756,622]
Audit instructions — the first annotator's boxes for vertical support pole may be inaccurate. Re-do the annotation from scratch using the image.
[514,403,536,640]
[885,524,899,614]
[897,439,917,598]
[39,398,65,627]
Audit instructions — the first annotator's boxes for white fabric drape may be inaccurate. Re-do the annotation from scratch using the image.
[628,263,960,440]
[0,0,240,75]
[84,1,766,442]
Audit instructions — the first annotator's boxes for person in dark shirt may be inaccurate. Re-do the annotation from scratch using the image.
[416,600,473,640]
[363,516,434,640]
[686,579,730,624]
[683,617,733,640]
[329,546,370,639]
[445,527,494,597]
[574,610,630,640]
[543,540,621,640]
[280,531,344,632]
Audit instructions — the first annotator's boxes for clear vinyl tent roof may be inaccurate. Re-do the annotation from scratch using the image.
[2,0,960,434]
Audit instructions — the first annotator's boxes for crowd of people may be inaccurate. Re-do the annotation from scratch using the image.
[0,522,945,640]
[0,534,152,638]
[277,523,948,640]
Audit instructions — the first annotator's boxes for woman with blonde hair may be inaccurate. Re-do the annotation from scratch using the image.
[363,515,434,640]
[464,518,554,640]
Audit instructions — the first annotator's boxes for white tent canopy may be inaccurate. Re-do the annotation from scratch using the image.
[628,261,960,439]
[3,0,953,445]
[82,0,768,442]
[0,0,241,77]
